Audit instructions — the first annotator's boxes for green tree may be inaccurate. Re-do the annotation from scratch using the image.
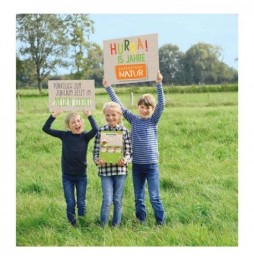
[216,62,238,83]
[183,42,223,84]
[16,56,37,88]
[16,14,94,93]
[64,14,95,78]
[159,44,184,85]
[16,14,70,93]
[84,43,103,86]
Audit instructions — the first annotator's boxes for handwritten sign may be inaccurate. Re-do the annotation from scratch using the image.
[103,33,159,85]
[48,80,95,112]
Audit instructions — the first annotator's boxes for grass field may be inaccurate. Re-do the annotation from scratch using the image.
[16,87,238,246]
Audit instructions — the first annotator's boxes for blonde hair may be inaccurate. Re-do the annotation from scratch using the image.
[138,94,156,109]
[65,112,82,129]
[103,101,123,125]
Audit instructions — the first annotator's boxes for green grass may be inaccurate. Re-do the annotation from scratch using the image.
[16,88,238,246]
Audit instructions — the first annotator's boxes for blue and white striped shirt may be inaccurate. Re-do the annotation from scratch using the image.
[106,83,165,164]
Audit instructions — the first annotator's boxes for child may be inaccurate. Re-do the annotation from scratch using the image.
[103,71,165,225]
[42,108,98,226]
[93,102,132,227]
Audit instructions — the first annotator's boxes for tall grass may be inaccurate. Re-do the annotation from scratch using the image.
[16,88,238,246]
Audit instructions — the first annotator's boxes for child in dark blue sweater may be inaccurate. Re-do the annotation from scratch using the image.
[42,108,98,226]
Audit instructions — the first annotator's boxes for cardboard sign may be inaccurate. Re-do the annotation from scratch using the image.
[48,80,95,112]
[99,131,123,164]
[103,33,159,85]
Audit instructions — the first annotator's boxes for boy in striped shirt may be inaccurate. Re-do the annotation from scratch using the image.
[103,71,165,225]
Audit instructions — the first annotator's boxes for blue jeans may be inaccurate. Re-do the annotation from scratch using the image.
[100,175,127,227]
[132,163,165,225]
[62,174,87,225]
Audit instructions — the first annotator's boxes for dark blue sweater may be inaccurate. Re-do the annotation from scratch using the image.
[42,115,98,175]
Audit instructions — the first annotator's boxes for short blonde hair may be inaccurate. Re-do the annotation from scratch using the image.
[65,112,82,129]
[103,101,122,115]
[102,101,123,125]
[138,94,156,109]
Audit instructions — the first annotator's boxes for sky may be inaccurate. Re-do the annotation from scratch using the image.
[88,14,238,70]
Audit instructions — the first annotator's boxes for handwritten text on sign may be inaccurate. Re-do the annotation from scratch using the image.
[103,33,159,85]
[48,80,95,112]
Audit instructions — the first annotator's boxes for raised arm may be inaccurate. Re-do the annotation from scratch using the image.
[103,79,124,107]
[42,108,64,137]
[151,71,165,124]
[83,110,99,140]
[103,79,134,123]
[52,107,64,118]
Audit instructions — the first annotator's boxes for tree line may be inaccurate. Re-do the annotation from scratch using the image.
[16,14,238,92]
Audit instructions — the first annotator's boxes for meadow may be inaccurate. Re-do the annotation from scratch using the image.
[16,86,238,246]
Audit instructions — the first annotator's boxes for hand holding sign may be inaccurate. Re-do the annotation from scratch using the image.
[156,71,163,83]
[52,107,64,118]
[102,79,110,88]
[83,110,92,117]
